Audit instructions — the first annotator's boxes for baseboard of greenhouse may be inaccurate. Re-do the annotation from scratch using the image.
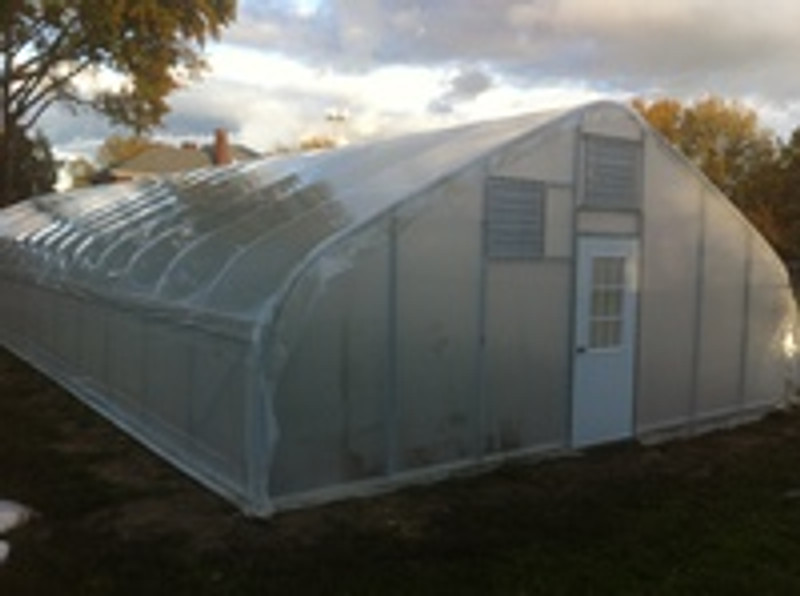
[636,401,777,446]
[271,441,571,514]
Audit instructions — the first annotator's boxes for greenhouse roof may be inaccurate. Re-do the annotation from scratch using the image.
[0,107,571,328]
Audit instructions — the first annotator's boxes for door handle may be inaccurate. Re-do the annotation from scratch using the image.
[576,346,587,354]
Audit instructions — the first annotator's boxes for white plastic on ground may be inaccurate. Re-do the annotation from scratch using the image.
[0,500,33,566]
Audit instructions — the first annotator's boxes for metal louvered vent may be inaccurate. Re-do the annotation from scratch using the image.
[584,136,641,208]
[485,177,545,260]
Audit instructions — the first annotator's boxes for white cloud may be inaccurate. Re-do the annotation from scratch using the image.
[194,45,459,147]
[231,0,800,95]
[39,0,800,160]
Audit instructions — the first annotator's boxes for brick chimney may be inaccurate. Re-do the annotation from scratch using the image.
[213,128,232,165]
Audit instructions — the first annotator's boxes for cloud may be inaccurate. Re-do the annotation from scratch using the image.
[447,68,494,100]
[130,48,463,152]
[39,0,800,161]
[38,106,119,159]
[230,0,800,100]
[428,67,494,114]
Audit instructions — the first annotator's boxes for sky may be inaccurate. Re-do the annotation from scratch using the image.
[41,0,800,160]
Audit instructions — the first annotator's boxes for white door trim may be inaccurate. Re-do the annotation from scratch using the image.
[571,236,639,447]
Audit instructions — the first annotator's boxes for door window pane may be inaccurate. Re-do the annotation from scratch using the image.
[591,288,623,317]
[592,256,625,286]
[590,319,622,348]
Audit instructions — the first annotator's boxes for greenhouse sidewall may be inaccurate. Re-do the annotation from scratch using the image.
[0,276,257,509]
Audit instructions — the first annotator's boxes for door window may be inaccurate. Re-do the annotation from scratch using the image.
[589,256,626,349]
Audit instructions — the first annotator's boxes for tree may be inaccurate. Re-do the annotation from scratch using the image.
[298,134,339,152]
[765,128,800,260]
[632,96,800,258]
[1,0,236,206]
[631,97,684,145]
[632,96,777,205]
[0,126,56,201]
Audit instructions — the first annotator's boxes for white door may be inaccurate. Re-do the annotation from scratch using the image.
[572,237,639,447]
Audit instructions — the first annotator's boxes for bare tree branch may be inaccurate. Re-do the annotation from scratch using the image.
[20,95,59,130]
[10,15,82,79]
[13,58,94,126]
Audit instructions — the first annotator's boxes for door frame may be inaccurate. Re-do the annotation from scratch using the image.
[570,235,640,448]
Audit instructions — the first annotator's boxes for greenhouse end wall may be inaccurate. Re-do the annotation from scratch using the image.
[265,129,584,504]
[637,133,797,437]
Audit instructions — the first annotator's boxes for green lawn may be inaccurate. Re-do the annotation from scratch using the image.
[2,346,800,595]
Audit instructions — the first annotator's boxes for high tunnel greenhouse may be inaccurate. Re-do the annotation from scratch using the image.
[0,102,797,515]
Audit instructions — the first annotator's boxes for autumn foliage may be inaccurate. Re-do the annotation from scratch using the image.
[633,96,800,260]
[1,0,236,206]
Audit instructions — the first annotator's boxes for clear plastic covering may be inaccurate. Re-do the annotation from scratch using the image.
[1,102,796,515]
[0,108,568,513]
[0,110,562,322]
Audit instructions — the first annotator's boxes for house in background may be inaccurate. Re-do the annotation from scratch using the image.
[97,129,260,183]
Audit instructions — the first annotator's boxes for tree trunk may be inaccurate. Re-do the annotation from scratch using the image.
[1,110,17,209]
[1,0,20,208]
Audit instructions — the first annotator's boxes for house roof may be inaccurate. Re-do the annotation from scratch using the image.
[0,104,586,332]
[108,142,261,179]
[112,146,211,176]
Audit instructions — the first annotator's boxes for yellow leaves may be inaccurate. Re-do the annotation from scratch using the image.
[632,97,682,145]
[2,0,236,204]
[299,135,339,152]
[6,0,235,128]
[632,95,776,201]
[634,95,800,259]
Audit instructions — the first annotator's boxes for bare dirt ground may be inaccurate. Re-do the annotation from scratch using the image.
[2,345,800,594]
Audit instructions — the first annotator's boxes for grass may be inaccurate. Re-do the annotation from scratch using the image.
[2,346,800,594]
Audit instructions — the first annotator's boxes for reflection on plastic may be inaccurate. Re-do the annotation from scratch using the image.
[0,500,33,566]
[784,330,798,359]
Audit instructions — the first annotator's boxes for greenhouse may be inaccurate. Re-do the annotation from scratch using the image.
[0,101,797,515]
